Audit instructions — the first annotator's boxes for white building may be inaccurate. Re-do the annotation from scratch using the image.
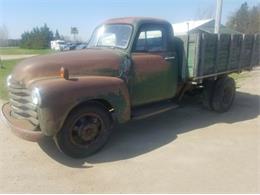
[172,19,240,36]
[50,40,66,51]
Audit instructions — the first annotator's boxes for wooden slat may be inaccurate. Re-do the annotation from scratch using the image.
[227,34,233,70]
[215,34,220,74]
[198,33,206,77]
[238,34,245,71]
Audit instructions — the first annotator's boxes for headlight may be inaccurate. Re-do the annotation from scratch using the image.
[31,87,41,106]
[6,75,12,87]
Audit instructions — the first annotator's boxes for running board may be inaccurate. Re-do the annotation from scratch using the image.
[131,100,179,120]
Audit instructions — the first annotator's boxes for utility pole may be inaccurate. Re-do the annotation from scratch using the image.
[214,0,223,34]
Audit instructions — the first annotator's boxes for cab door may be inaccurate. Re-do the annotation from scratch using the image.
[130,24,178,106]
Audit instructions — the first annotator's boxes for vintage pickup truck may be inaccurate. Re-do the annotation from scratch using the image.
[1,17,259,158]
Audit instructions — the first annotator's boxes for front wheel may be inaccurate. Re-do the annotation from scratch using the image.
[54,103,113,158]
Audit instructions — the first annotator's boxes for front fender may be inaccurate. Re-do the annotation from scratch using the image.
[31,76,130,136]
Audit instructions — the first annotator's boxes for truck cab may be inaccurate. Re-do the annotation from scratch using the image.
[88,17,179,106]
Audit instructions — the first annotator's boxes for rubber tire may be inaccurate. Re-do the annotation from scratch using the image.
[54,103,112,158]
[211,76,236,113]
[202,80,216,110]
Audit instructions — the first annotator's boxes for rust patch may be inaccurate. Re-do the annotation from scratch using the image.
[130,52,178,106]
[131,52,169,74]
[12,49,123,86]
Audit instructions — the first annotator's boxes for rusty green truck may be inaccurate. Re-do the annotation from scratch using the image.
[1,17,259,158]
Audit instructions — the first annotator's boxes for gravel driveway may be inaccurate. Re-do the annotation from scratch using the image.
[0,68,259,193]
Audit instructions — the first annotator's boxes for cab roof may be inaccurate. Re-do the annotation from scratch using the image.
[103,17,171,26]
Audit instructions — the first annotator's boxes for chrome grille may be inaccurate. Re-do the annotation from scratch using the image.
[8,79,39,126]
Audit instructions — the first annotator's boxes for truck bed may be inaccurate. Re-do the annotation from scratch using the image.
[177,33,260,81]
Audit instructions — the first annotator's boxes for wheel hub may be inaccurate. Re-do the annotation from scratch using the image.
[71,114,102,146]
[79,123,99,142]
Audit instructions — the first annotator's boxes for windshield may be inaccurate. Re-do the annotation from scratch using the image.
[88,24,132,49]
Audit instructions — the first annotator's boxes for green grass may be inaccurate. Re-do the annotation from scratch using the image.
[230,71,250,88]
[0,47,52,55]
[0,59,21,100]
[230,72,250,80]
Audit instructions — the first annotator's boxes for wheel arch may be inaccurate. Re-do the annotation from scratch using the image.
[65,98,115,124]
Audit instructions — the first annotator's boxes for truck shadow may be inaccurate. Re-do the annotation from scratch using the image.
[38,91,260,168]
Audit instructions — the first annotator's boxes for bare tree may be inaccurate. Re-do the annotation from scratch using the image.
[195,5,215,20]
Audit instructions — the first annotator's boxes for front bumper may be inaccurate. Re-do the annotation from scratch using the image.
[0,102,44,142]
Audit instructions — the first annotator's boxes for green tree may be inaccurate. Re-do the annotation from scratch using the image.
[20,24,54,49]
[54,30,61,40]
[248,5,260,33]
[226,2,260,34]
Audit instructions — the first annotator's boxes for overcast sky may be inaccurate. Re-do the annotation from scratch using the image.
[0,0,259,40]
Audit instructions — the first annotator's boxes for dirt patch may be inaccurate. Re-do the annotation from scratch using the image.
[0,54,38,60]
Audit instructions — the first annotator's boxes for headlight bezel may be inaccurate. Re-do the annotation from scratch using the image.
[31,87,42,106]
[6,75,12,87]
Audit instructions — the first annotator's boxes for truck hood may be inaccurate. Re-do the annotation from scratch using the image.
[11,48,124,85]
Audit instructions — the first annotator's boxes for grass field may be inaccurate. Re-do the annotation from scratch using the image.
[0,59,21,100]
[0,47,53,100]
[0,47,52,55]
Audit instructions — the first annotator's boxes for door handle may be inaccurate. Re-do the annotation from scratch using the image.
[164,56,175,61]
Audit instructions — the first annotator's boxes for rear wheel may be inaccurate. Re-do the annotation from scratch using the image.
[202,80,216,110]
[211,76,236,113]
[55,103,113,158]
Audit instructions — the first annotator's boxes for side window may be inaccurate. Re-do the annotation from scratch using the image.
[146,30,163,52]
[134,27,166,52]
